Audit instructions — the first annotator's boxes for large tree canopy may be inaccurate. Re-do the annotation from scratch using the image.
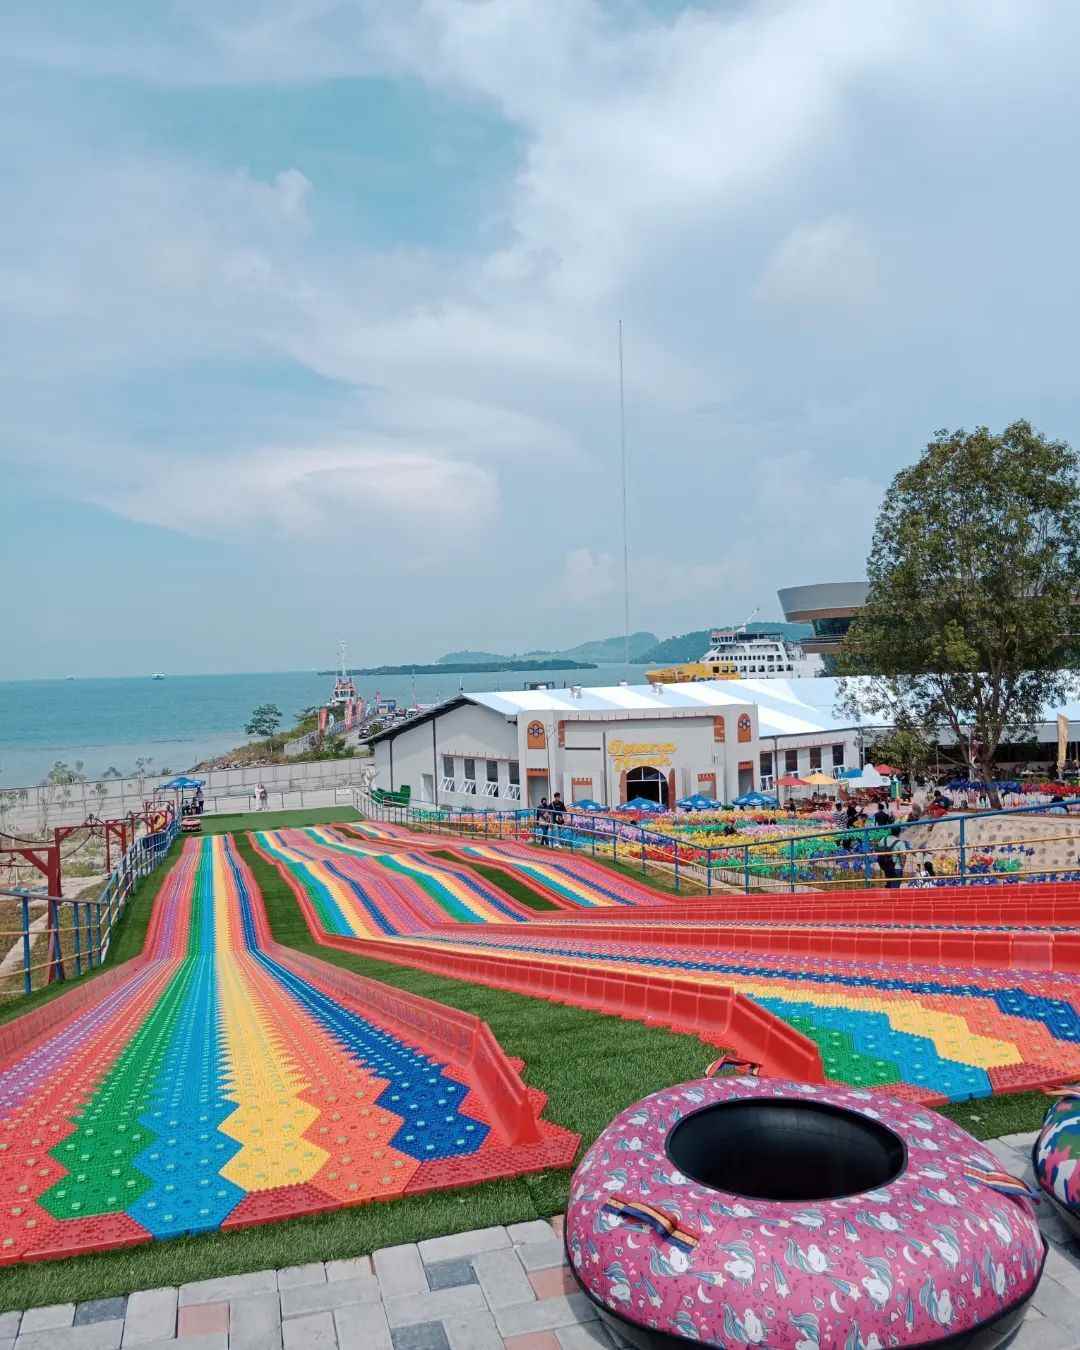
[838,421,1080,802]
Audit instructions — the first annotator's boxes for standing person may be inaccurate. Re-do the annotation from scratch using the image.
[536,797,550,846]
[256,782,265,811]
[549,792,567,847]
[887,828,911,889]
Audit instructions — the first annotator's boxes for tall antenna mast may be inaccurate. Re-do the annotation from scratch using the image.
[338,640,347,678]
[619,319,630,666]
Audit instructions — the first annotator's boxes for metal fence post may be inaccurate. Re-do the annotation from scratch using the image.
[863,828,872,885]
[788,835,796,893]
[958,816,967,885]
[21,895,31,995]
[674,838,680,893]
[743,844,750,894]
[73,903,82,978]
[640,836,646,876]
[95,901,103,964]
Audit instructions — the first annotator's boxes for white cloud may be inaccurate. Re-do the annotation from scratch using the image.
[95,446,498,539]
[757,216,881,310]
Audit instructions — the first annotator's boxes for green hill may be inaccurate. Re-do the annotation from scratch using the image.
[437,631,658,665]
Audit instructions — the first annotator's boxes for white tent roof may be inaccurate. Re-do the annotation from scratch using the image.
[467,677,856,738]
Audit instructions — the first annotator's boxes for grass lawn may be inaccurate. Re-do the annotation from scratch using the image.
[0,817,1054,1309]
[199,806,359,835]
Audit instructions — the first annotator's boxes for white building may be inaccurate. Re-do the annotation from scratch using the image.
[369,678,864,811]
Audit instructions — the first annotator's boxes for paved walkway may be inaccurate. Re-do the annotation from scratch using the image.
[1,1133,1078,1350]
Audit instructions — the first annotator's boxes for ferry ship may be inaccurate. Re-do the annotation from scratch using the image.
[646,626,822,684]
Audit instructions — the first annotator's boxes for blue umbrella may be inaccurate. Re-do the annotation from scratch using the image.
[161,775,204,789]
[733,791,779,808]
[677,794,721,811]
[621,797,665,812]
[571,799,604,811]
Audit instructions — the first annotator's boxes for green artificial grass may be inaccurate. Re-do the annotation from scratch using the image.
[938,1091,1049,1141]
[0,840,182,1027]
[199,806,359,835]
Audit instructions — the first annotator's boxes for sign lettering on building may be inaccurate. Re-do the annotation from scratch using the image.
[607,739,678,772]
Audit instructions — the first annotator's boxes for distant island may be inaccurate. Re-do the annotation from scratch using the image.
[438,631,659,666]
[319,658,598,676]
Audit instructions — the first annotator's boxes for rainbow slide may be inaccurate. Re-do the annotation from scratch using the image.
[0,836,576,1264]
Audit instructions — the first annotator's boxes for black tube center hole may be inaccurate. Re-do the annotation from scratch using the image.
[666,1098,905,1202]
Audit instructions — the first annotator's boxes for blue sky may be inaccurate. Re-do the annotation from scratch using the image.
[4,1,1080,677]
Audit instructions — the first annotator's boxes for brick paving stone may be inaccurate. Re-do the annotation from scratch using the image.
[282,1311,337,1349]
[229,1292,282,1350]
[384,1286,487,1329]
[121,1289,176,1346]
[425,1259,477,1292]
[471,1250,535,1311]
[19,1306,75,1334]
[389,1321,451,1350]
[494,1294,597,1339]
[508,1221,558,1246]
[178,1271,277,1306]
[277,1263,326,1290]
[15,1322,124,1350]
[443,1308,503,1350]
[374,1245,429,1299]
[168,1336,228,1350]
[515,1242,566,1273]
[326,1257,373,1283]
[528,1270,577,1301]
[418,1228,510,1264]
[74,1300,127,1327]
[555,1325,616,1350]
[502,1334,561,1350]
[176,1304,228,1339]
[280,1275,380,1320]
[335,1301,393,1350]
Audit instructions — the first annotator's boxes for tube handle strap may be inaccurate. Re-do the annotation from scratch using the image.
[963,1166,1040,1202]
[602,1195,699,1252]
[1046,1083,1080,1100]
[705,1055,760,1078]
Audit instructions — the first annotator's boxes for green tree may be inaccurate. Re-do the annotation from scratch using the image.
[245,703,283,747]
[865,724,936,782]
[839,421,1080,807]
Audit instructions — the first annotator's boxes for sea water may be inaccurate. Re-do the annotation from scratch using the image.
[0,665,645,787]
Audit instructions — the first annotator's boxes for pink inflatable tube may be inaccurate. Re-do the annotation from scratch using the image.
[566,1075,1045,1350]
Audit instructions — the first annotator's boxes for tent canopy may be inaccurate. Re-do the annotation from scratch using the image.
[161,775,204,790]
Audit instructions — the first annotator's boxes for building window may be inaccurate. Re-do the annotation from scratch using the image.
[508,760,520,785]
[486,760,498,783]
[463,758,476,792]
[809,747,822,771]
[785,749,799,774]
[713,716,725,743]
[442,755,454,779]
[760,751,773,777]
[737,713,752,743]
[832,743,846,768]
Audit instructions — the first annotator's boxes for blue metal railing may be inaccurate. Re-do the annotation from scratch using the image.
[354,788,1080,895]
[0,816,180,996]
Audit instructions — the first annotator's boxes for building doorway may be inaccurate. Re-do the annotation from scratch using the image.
[625,766,669,807]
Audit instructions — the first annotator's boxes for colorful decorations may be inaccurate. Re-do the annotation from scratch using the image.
[0,835,576,1263]
[566,1076,1045,1349]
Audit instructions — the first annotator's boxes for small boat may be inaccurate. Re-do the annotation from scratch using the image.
[151,673,166,681]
